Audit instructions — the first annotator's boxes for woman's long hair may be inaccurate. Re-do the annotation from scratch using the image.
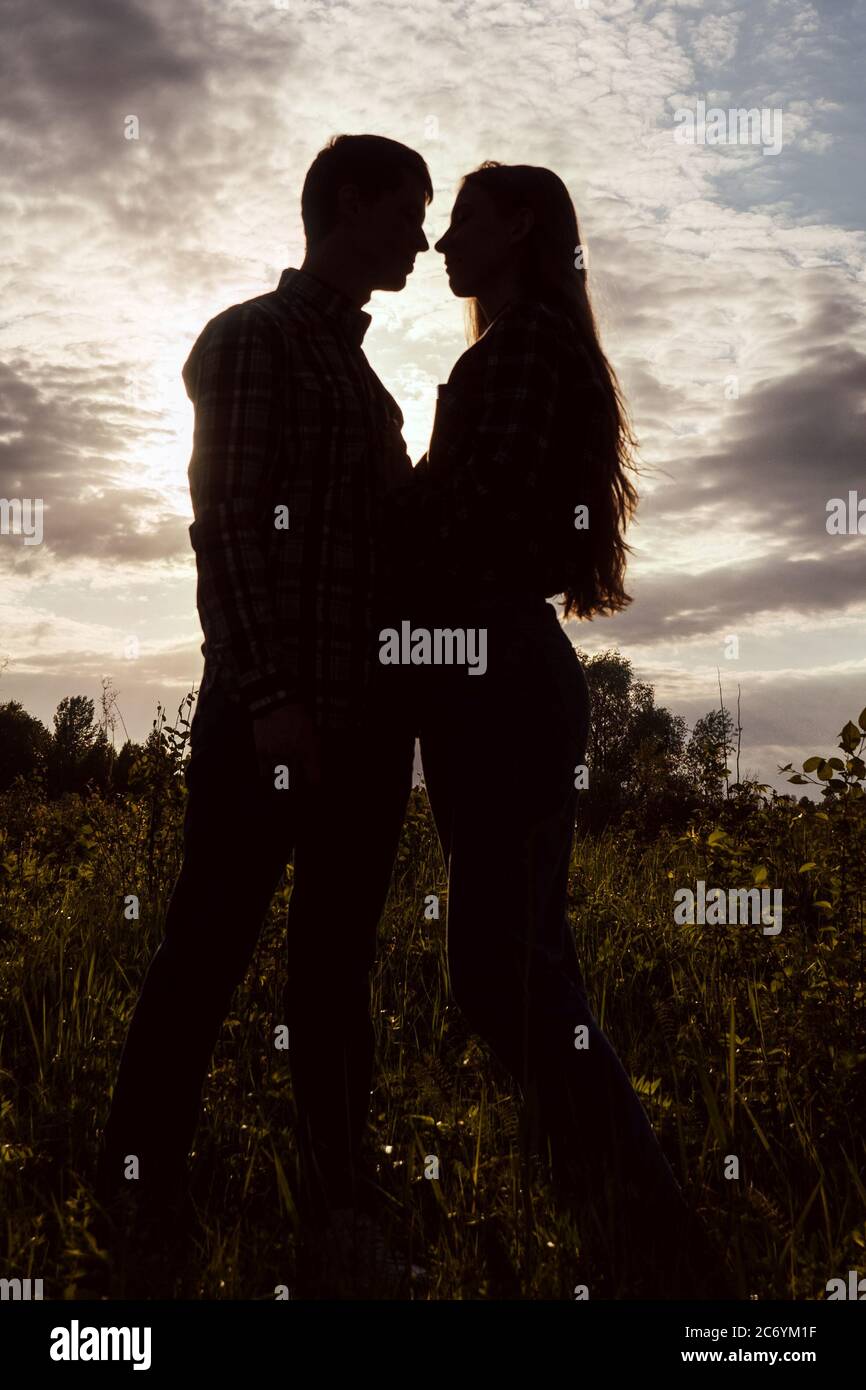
[461,161,640,620]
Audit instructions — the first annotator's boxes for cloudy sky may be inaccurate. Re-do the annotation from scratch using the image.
[1,0,864,790]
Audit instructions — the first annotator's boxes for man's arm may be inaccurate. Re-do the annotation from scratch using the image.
[186,304,301,719]
[185,304,321,783]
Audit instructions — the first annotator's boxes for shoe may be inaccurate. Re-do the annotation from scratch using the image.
[88,1176,198,1300]
[674,1218,740,1301]
[558,1173,740,1302]
[297,1207,426,1299]
[634,1208,740,1301]
[94,1174,196,1241]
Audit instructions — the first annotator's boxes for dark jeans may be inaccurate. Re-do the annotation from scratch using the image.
[404,595,696,1286]
[97,667,415,1227]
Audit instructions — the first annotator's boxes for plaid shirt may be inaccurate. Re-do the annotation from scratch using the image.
[379,299,605,613]
[184,267,412,728]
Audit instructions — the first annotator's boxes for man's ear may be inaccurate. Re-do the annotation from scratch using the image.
[510,206,535,244]
[335,182,362,223]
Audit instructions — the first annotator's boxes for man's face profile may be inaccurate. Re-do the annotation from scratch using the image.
[351,174,429,290]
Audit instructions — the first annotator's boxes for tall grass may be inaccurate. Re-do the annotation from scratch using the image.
[0,712,864,1299]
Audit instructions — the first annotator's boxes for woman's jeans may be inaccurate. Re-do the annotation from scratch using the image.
[406,594,694,1287]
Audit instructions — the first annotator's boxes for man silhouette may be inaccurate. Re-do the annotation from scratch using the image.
[96,135,431,1279]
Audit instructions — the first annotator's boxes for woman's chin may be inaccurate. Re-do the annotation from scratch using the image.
[446,273,472,298]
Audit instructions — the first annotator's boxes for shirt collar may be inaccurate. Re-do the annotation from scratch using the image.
[276,267,372,347]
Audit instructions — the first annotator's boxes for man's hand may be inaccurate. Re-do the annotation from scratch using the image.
[252,701,321,788]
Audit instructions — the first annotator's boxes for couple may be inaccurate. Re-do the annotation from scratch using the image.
[96,134,731,1299]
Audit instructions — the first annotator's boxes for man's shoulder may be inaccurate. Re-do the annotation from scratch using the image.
[182,288,312,391]
[194,288,311,350]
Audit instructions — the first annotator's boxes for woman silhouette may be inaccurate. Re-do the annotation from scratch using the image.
[378,162,733,1299]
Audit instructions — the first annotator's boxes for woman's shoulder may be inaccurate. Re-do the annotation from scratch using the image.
[483,298,585,354]
[473,299,600,385]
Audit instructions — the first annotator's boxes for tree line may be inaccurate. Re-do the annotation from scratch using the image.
[0,652,777,834]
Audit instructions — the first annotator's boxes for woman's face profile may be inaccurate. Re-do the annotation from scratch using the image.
[435,184,519,300]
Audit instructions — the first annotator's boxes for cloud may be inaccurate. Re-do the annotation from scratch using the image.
[0,359,191,569]
[689,9,745,68]
[1,0,864,759]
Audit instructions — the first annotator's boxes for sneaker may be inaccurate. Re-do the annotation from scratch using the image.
[298,1206,426,1299]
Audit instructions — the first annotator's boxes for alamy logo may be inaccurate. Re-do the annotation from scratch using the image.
[0,1277,43,1299]
[825,1270,866,1299]
[0,497,43,545]
[379,622,487,675]
[674,879,782,935]
[673,100,783,156]
[49,1320,152,1371]
[826,491,866,534]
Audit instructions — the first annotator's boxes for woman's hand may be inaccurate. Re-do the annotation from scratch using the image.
[381,418,414,493]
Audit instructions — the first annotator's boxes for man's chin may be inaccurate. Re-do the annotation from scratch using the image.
[376,270,409,292]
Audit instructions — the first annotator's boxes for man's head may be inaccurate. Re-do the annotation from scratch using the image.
[301,134,432,291]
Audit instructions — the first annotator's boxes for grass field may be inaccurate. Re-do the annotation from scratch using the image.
[1,717,864,1300]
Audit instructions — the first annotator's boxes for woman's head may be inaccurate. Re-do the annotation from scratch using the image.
[435,162,581,327]
[437,160,640,621]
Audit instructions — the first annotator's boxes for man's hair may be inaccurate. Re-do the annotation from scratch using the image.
[301,134,433,245]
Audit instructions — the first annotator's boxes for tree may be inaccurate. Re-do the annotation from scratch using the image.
[579,650,635,780]
[0,701,51,791]
[685,708,736,802]
[111,738,144,793]
[625,704,690,799]
[575,649,697,832]
[48,695,113,796]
